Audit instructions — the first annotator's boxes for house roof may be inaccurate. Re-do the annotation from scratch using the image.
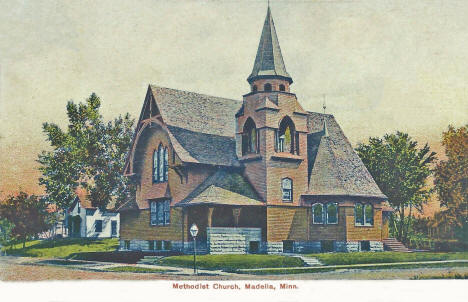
[247,7,292,84]
[306,112,387,199]
[177,169,263,207]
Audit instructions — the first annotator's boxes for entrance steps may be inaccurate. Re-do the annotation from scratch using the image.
[382,238,411,252]
[283,253,323,266]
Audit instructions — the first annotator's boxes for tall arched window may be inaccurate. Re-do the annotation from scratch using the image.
[364,204,374,225]
[326,202,338,224]
[312,203,324,224]
[153,150,159,182]
[264,83,272,92]
[153,144,169,183]
[281,178,293,202]
[158,144,164,182]
[242,118,258,155]
[355,203,364,225]
[163,147,168,181]
[276,116,297,154]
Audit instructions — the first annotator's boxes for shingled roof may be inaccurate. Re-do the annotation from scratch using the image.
[150,85,240,137]
[177,169,263,206]
[247,7,292,84]
[306,112,387,199]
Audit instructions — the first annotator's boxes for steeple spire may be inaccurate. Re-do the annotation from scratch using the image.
[247,6,292,84]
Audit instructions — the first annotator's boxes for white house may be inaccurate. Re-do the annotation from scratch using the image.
[67,195,120,238]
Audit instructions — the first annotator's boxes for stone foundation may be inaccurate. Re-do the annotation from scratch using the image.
[335,241,384,252]
[207,227,262,254]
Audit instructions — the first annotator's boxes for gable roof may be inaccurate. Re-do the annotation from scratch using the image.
[247,7,292,84]
[177,169,263,206]
[150,85,240,137]
[306,112,387,199]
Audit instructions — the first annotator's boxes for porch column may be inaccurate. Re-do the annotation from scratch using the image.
[207,207,214,227]
[232,207,242,227]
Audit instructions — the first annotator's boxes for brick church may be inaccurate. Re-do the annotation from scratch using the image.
[118,7,392,254]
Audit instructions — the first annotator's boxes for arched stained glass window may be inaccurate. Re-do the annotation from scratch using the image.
[312,203,324,224]
[326,203,338,224]
[158,144,164,182]
[281,178,293,202]
[242,118,258,155]
[364,204,374,225]
[153,150,159,182]
[355,203,364,225]
[277,116,297,154]
[163,147,168,181]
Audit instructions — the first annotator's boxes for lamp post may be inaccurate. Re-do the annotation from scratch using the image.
[189,223,198,275]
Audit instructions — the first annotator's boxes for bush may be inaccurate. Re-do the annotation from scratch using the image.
[433,240,468,252]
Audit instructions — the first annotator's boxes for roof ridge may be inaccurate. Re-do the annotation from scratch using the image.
[150,84,240,103]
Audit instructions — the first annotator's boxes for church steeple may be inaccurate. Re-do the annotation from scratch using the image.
[247,6,292,85]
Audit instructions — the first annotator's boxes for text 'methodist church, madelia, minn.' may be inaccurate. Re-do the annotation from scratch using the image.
[117,7,394,254]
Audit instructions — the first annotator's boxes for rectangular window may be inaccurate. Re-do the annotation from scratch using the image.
[164,241,172,250]
[150,200,171,226]
[148,240,155,251]
[95,220,103,233]
[111,221,117,236]
[156,240,162,250]
[86,209,95,216]
[124,240,130,250]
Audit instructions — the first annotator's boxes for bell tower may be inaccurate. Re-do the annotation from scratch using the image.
[236,6,309,205]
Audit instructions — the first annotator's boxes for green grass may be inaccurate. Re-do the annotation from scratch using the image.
[238,261,468,275]
[310,252,468,265]
[158,254,304,270]
[1,238,119,258]
[104,266,172,273]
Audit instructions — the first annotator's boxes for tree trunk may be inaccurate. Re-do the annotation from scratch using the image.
[22,238,26,249]
[404,202,413,244]
[398,207,405,242]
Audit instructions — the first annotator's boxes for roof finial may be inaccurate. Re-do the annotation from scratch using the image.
[322,94,327,114]
[322,94,329,137]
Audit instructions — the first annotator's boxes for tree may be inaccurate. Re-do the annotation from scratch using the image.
[0,218,14,254]
[434,124,468,243]
[0,192,51,248]
[356,132,436,243]
[38,93,135,211]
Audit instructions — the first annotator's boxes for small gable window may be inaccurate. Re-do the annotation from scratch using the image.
[150,200,170,226]
[264,83,272,92]
[276,116,298,154]
[355,203,373,226]
[279,84,285,91]
[312,203,324,224]
[281,178,293,202]
[242,118,258,155]
[153,144,169,183]
[326,202,338,224]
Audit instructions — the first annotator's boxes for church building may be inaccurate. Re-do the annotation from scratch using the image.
[118,7,392,254]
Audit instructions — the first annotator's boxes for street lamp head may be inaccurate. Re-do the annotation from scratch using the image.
[190,223,198,238]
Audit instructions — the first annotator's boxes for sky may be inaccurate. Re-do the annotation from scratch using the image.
[0,0,467,197]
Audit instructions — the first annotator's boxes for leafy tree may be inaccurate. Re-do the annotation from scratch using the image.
[0,192,51,248]
[434,124,468,243]
[38,93,135,211]
[356,132,436,243]
[0,218,14,253]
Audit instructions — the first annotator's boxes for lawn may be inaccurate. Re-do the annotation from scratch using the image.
[310,252,468,265]
[1,238,119,258]
[158,254,304,270]
[104,266,173,273]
